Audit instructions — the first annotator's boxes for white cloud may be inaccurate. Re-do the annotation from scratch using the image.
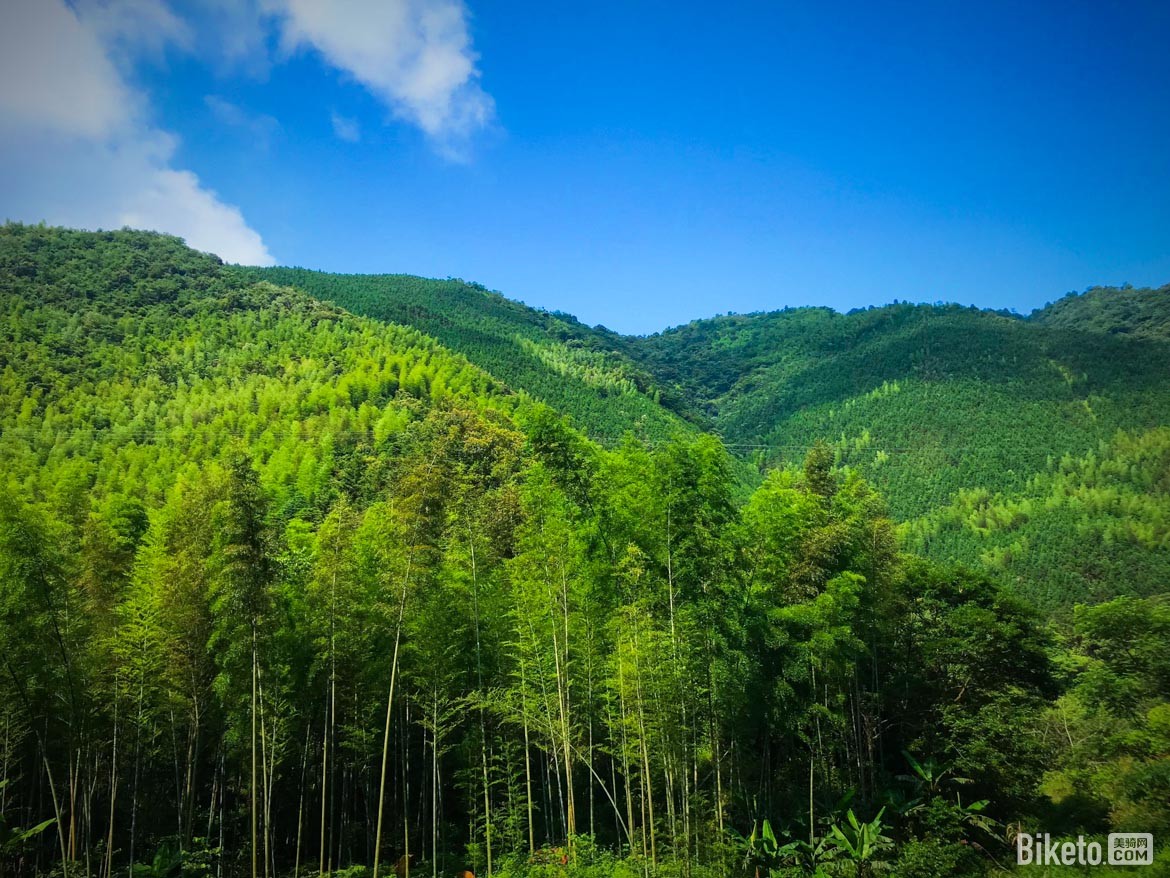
[264,0,494,155]
[330,111,361,142]
[0,0,137,139]
[75,0,193,59]
[0,0,274,265]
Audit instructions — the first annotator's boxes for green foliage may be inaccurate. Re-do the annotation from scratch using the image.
[733,809,895,878]
[611,297,1170,608]
[1033,283,1170,341]
[825,807,894,872]
[0,224,515,518]
[0,781,56,855]
[1038,595,1170,836]
[241,266,1170,614]
[129,837,221,878]
[887,560,1055,811]
[891,838,980,878]
[0,226,1167,878]
[904,428,1170,610]
[242,262,1170,614]
[243,266,700,441]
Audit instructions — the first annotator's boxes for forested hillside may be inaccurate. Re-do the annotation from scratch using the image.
[1032,283,1170,340]
[903,428,1170,609]
[1,227,1167,878]
[244,268,701,442]
[0,228,522,515]
[613,300,1170,609]
[246,265,1170,610]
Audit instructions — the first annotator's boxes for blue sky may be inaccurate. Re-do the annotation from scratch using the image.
[2,0,1168,334]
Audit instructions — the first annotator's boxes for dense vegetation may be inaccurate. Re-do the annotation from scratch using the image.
[903,427,1170,609]
[244,268,701,443]
[612,300,1170,609]
[631,297,1170,613]
[245,265,1170,611]
[0,226,1167,878]
[1032,283,1170,340]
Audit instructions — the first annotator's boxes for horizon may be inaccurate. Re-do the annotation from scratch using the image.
[2,0,1168,333]
[258,261,1166,334]
[4,218,1164,335]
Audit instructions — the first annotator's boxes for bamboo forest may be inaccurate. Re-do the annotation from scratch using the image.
[1,225,1168,878]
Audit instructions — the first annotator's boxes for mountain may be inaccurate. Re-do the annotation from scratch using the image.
[239,264,1170,610]
[243,266,704,441]
[1,226,1167,876]
[4,225,1167,611]
[0,224,1028,872]
[0,224,525,519]
[612,298,1170,608]
[1031,282,1170,340]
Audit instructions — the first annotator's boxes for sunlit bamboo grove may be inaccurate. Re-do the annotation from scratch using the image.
[0,410,1045,877]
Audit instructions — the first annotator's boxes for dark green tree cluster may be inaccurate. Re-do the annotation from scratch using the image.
[1033,283,1170,341]
[1038,596,1170,838]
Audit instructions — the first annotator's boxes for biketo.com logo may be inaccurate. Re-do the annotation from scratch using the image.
[1017,832,1154,866]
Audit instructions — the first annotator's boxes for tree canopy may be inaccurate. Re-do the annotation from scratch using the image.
[1,225,1166,877]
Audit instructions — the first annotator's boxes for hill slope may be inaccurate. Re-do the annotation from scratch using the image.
[612,295,1170,608]
[617,301,1170,504]
[11,227,1157,878]
[1031,282,1170,340]
[231,263,1170,610]
[0,225,524,517]
[7,229,1167,610]
[243,266,703,441]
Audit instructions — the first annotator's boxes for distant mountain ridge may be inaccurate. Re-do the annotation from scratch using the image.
[4,225,1167,610]
[244,266,707,441]
[248,263,1170,609]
